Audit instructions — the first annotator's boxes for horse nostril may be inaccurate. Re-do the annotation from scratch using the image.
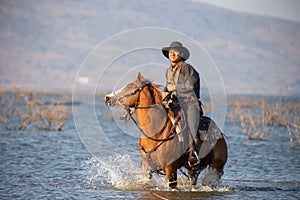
[105,95,116,106]
[104,96,110,104]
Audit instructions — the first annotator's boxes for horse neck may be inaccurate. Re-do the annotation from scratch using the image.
[138,86,162,107]
[135,86,170,136]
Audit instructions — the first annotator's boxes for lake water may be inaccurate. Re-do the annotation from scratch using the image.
[1,94,300,199]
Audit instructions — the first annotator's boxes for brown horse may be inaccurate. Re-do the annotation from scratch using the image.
[105,73,227,189]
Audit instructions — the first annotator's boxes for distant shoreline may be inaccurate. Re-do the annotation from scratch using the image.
[0,88,106,97]
[0,88,299,99]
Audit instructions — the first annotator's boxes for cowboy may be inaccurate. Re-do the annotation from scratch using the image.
[162,41,203,166]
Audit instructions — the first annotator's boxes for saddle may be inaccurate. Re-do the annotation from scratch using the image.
[162,93,223,159]
[197,116,224,158]
[198,116,223,141]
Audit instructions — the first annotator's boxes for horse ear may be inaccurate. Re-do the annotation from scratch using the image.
[136,72,145,82]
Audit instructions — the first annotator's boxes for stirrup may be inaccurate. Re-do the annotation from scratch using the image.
[188,150,200,167]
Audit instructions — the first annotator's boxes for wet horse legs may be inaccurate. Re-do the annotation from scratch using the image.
[164,166,178,189]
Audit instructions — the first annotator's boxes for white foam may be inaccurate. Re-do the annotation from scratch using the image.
[84,154,232,192]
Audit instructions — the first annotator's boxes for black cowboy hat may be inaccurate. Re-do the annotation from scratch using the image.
[162,41,190,61]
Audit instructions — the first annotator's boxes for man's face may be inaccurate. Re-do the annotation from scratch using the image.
[168,49,182,63]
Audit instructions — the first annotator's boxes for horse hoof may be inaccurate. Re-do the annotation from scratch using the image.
[169,186,178,190]
[191,185,197,191]
[170,187,180,191]
[168,180,177,189]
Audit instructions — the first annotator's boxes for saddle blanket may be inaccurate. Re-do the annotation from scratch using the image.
[198,116,223,141]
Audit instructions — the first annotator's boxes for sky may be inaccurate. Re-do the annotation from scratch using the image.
[195,0,300,22]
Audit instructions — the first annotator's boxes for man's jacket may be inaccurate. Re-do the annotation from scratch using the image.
[165,61,200,101]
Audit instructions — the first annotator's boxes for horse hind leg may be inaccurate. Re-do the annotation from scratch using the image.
[188,168,201,188]
[203,139,227,188]
[211,139,227,179]
[217,169,224,180]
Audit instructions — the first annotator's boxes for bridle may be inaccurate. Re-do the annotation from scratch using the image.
[114,81,153,110]
[113,81,180,142]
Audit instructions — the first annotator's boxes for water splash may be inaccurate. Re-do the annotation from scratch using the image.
[84,154,167,190]
[83,154,232,193]
[201,168,222,188]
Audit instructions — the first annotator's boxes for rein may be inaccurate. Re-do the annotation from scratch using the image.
[128,108,180,142]
[115,81,180,142]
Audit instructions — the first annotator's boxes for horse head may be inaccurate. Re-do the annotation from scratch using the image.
[105,73,161,108]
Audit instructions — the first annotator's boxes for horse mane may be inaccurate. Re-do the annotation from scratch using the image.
[135,73,163,105]
[152,84,163,105]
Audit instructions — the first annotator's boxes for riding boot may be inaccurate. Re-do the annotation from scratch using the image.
[188,145,200,167]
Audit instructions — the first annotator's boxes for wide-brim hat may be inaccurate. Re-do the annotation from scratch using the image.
[162,41,190,61]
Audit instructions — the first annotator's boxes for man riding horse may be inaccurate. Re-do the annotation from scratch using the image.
[104,42,227,188]
[162,41,205,167]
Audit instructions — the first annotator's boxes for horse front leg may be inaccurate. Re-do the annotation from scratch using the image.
[141,159,153,179]
[164,166,177,189]
[187,157,209,189]
[188,169,201,188]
